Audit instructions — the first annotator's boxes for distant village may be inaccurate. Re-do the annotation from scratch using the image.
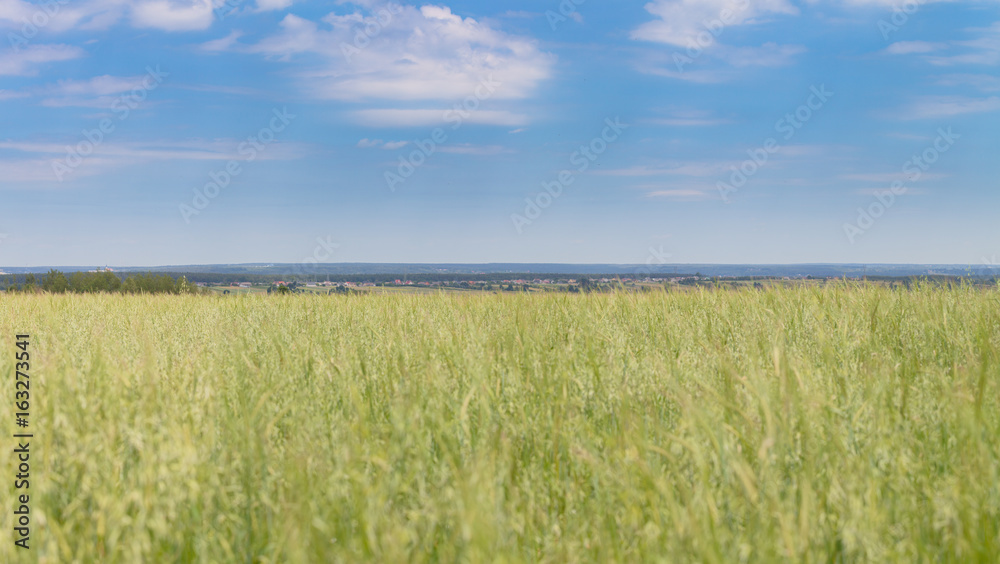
[197,275,724,293]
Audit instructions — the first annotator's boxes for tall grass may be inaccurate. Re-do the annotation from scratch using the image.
[1,284,998,562]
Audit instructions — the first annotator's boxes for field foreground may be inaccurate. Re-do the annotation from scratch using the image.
[1,286,998,562]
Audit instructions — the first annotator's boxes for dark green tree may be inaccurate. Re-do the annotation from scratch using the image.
[43,269,70,293]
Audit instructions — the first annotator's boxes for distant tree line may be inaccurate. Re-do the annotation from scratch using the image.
[109,272,698,286]
[4,270,201,294]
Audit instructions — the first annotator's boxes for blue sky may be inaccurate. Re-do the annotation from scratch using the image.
[1,0,998,267]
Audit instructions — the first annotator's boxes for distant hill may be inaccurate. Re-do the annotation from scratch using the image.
[4,263,999,278]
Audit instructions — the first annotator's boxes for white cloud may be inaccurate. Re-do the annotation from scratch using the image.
[255,0,293,11]
[244,5,555,103]
[356,139,410,150]
[131,0,215,32]
[596,162,728,178]
[922,22,1000,66]
[356,138,411,149]
[0,0,33,25]
[648,117,730,126]
[0,44,83,75]
[437,144,510,155]
[645,188,714,200]
[720,42,805,67]
[0,138,306,182]
[631,0,798,47]
[637,65,732,84]
[841,172,946,183]
[0,89,29,101]
[201,30,243,52]
[935,73,1000,92]
[631,1,803,81]
[351,108,529,127]
[1,0,208,34]
[836,0,947,5]
[885,41,945,55]
[31,73,168,108]
[50,75,146,96]
[898,95,1000,119]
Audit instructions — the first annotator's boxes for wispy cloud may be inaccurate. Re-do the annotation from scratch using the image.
[720,42,806,67]
[351,108,529,128]
[888,21,1000,66]
[0,90,29,101]
[595,161,728,178]
[630,0,804,83]
[130,0,215,32]
[897,95,1000,120]
[437,144,511,156]
[0,44,84,76]
[631,0,798,47]
[643,187,716,200]
[357,139,409,150]
[0,138,307,182]
[39,74,151,107]
[840,172,946,183]
[885,41,945,55]
[255,0,294,12]
[1,0,230,34]
[934,73,1000,92]
[201,30,244,52]
[645,109,732,127]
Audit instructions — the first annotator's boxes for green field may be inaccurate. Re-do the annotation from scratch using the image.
[2,286,998,562]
